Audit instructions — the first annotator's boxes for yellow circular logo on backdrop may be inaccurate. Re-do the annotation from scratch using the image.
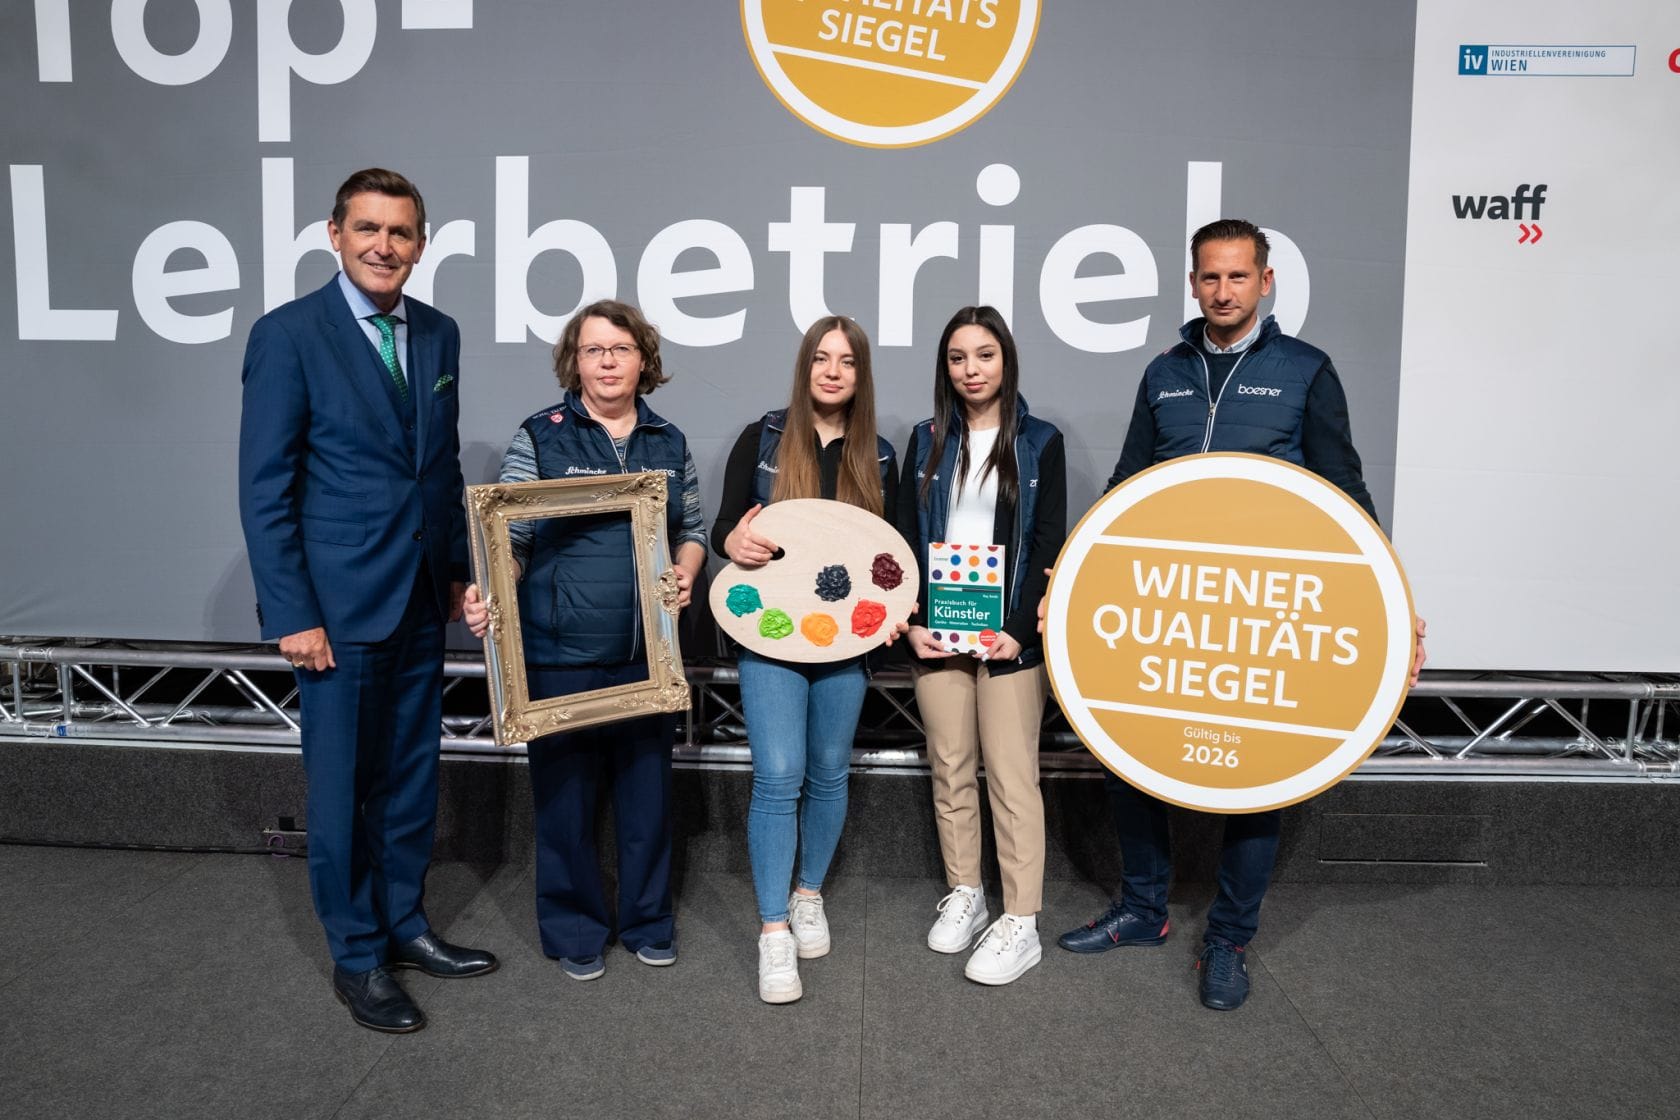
[741,0,1040,148]
[1044,454,1416,814]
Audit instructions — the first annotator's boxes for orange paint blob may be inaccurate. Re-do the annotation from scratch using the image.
[801,612,839,647]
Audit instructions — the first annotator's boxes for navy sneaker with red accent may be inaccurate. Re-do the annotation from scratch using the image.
[1056,902,1169,953]
[1195,939,1249,1010]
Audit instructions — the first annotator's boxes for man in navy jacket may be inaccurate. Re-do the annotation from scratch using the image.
[239,168,496,1033]
[1056,218,1426,1011]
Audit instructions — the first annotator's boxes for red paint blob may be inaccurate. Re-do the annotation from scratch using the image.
[851,599,887,638]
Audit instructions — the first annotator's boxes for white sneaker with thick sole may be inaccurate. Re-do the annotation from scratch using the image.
[963,914,1042,985]
[758,930,802,1004]
[927,886,989,954]
[787,892,831,959]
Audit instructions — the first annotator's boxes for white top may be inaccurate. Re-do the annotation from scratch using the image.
[944,426,1001,546]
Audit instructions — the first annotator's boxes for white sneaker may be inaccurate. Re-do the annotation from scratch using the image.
[758,931,802,1004]
[963,914,1043,986]
[787,892,831,959]
[927,886,989,954]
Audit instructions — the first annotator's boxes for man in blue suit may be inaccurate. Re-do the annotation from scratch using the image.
[239,168,496,1033]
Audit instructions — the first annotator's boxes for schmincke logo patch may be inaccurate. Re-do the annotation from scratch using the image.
[563,465,606,476]
[756,460,779,474]
[1156,388,1195,401]
[1459,44,1635,77]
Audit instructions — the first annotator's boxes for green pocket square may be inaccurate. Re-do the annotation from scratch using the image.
[434,373,455,392]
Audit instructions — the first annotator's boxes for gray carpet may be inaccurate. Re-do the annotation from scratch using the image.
[1,843,1674,1120]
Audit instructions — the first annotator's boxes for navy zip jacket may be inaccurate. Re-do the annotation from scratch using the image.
[516,390,689,667]
[896,397,1067,676]
[1110,315,1377,522]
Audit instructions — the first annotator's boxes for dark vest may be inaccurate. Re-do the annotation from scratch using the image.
[909,397,1057,639]
[749,409,894,508]
[517,391,687,667]
[1144,315,1321,465]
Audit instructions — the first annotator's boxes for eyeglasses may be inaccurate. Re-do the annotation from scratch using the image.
[579,344,639,362]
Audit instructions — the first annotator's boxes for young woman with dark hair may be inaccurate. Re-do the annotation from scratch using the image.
[897,305,1067,985]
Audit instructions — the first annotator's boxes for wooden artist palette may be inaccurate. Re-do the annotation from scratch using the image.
[709,498,918,663]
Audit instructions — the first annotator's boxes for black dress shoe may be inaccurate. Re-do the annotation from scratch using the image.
[332,966,425,1033]
[389,930,499,978]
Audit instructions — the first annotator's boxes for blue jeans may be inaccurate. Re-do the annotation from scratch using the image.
[1104,772,1281,947]
[737,649,867,923]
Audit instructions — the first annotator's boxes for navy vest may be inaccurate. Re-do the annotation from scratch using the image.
[909,397,1057,635]
[517,391,688,667]
[1144,316,1321,465]
[749,409,894,509]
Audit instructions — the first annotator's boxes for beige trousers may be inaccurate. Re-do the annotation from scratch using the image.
[912,658,1048,915]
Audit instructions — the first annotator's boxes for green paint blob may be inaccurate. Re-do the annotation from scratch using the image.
[726,584,764,617]
[759,608,794,640]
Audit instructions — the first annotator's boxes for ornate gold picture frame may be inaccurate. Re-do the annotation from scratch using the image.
[466,471,690,746]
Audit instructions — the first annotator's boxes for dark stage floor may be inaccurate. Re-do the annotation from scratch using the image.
[1,843,1674,1120]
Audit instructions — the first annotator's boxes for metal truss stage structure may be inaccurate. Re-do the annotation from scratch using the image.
[3,639,1678,782]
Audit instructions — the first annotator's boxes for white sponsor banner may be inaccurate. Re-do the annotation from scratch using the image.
[1394,0,1680,669]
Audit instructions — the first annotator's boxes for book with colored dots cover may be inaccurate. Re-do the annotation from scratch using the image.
[925,542,1006,655]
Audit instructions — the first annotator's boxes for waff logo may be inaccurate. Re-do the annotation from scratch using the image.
[741,0,1040,147]
[1450,183,1546,221]
[1451,183,1548,245]
[1670,48,1680,73]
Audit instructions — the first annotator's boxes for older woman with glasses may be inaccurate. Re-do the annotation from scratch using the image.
[464,299,706,981]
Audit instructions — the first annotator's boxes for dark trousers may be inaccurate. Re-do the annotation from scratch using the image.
[295,573,443,972]
[1104,773,1281,947]
[527,663,675,959]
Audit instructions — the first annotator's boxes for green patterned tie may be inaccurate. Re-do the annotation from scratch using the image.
[369,313,410,403]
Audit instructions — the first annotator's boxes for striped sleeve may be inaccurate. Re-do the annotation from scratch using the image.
[500,426,538,572]
[677,449,707,551]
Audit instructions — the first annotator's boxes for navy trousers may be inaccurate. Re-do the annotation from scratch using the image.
[527,663,675,959]
[295,572,443,972]
[1104,773,1281,947]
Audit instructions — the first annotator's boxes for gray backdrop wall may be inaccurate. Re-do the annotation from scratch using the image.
[0,1,1414,644]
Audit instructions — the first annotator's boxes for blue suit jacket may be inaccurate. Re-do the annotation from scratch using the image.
[238,277,468,644]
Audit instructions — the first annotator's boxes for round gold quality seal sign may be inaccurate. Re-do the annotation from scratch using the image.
[1044,454,1416,814]
[741,0,1040,148]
